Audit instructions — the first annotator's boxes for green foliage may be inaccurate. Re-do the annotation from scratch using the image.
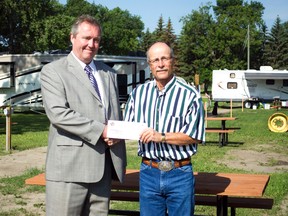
[0,0,145,55]
[140,15,178,51]
[65,0,97,17]
[139,29,154,52]
[178,3,215,84]
[177,0,276,91]
[35,15,74,52]
[0,0,63,53]
[263,17,288,69]
[100,7,144,55]
[154,15,165,39]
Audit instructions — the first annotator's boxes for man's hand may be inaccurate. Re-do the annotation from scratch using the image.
[140,128,162,143]
[104,138,120,146]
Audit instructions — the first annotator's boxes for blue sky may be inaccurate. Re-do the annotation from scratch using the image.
[59,0,288,35]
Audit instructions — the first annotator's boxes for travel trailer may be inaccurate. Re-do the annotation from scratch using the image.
[0,54,150,110]
[212,66,288,108]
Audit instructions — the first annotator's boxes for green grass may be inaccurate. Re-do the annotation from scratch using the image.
[0,168,45,196]
[0,168,45,216]
[0,108,287,215]
[0,111,49,154]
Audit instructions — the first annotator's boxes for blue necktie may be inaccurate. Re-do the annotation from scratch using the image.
[85,65,102,100]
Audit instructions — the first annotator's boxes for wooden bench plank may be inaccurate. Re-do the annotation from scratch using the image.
[109,192,273,216]
[205,129,235,133]
[229,197,273,209]
[205,128,237,146]
[206,127,241,130]
[109,209,140,216]
[111,191,138,202]
[110,192,273,209]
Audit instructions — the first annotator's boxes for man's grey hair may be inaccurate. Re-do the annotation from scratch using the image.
[71,15,102,37]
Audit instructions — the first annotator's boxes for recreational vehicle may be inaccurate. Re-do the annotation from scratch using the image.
[0,54,150,111]
[212,66,288,108]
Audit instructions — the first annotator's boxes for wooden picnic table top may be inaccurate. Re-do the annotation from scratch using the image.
[194,172,269,197]
[111,169,269,197]
[25,169,269,198]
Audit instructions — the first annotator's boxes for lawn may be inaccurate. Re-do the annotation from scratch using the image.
[0,107,287,215]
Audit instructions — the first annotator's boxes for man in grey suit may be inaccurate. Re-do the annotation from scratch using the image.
[41,15,126,216]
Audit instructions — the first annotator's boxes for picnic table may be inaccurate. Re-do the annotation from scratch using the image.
[25,169,272,216]
[205,117,239,146]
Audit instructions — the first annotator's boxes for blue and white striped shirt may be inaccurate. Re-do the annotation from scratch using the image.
[124,76,205,161]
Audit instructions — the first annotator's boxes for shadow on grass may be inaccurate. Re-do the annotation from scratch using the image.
[203,141,245,147]
[0,111,49,135]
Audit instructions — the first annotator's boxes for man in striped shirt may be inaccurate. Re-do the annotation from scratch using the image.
[124,42,205,216]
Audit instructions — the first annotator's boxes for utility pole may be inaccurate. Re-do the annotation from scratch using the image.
[247,24,250,70]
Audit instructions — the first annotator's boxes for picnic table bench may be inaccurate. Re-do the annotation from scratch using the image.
[108,192,273,216]
[25,169,273,216]
[205,117,240,146]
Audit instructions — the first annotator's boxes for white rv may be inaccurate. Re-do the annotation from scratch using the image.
[212,66,288,108]
[0,54,150,110]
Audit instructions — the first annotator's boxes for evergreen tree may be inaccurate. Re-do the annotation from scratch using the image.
[153,15,166,42]
[140,29,154,53]
[178,3,215,86]
[263,17,288,69]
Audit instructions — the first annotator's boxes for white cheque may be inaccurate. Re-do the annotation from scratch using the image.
[107,120,148,140]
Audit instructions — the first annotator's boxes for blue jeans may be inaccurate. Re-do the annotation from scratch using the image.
[139,162,195,216]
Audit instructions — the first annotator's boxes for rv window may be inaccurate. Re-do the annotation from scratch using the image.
[266,79,275,85]
[230,73,235,78]
[283,79,288,86]
[227,82,237,89]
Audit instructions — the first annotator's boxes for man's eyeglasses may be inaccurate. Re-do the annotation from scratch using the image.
[149,56,173,65]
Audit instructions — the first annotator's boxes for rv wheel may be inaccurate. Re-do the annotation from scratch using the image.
[244,101,252,109]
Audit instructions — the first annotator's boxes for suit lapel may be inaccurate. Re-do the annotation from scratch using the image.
[67,54,102,102]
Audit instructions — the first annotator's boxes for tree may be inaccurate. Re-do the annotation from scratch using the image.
[65,0,97,17]
[0,0,144,55]
[177,0,266,91]
[150,16,178,46]
[212,0,265,70]
[99,7,144,55]
[64,0,145,55]
[140,29,154,53]
[164,18,180,75]
[35,15,74,52]
[0,0,63,53]
[178,3,215,87]
[153,15,166,42]
[263,17,288,69]
[163,18,178,48]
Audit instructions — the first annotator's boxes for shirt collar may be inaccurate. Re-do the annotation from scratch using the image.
[71,51,96,71]
[153,75,176,93]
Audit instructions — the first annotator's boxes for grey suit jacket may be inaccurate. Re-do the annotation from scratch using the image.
[41,53,126,183]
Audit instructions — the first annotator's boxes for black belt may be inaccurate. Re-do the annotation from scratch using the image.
[142,157,191,172]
